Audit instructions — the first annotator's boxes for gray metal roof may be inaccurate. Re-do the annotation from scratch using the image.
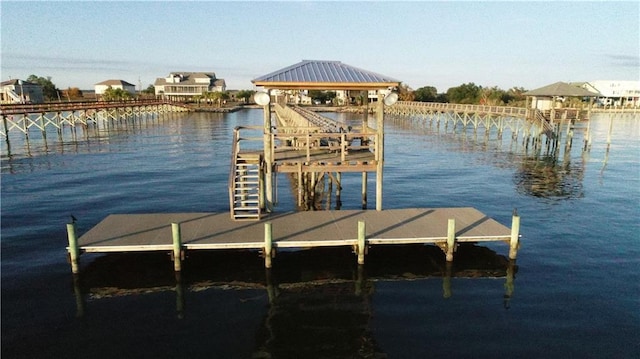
[524,81,601,97]
[252,60,400,90]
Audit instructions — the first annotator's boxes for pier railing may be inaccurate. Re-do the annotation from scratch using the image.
[1,100,190,137]
[0,99,189,116]
[389,101,529,117]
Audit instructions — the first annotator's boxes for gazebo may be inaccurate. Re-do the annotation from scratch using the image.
[251,60,401,211]
[524,81,600,111]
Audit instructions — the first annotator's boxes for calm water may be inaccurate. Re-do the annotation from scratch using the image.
[1,109,638,358]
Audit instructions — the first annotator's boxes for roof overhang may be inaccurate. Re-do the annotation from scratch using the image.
[252,81,400,91]
[252,60,400,91]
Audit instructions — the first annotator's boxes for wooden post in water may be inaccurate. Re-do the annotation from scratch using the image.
[376,92,384,211]
[171,222,182,272]
[357,220,366,265]
[446,218,455,262]
[361,172,367,209]
[509,211,520,260]
[606,112,613,146]
[264,222,273,268]
[66,222,80,274]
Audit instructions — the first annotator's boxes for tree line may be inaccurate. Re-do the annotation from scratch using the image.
[398,82,528,107]
[21,73,529,107]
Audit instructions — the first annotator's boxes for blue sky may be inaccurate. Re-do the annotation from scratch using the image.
[1,1,638,92]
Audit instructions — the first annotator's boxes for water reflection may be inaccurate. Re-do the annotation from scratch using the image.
[73,244,517,357]
[0,112,187,173]
[514,154,585,199]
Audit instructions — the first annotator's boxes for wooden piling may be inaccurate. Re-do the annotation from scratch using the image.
[357,220,366,265]
[376,93,384,211]
[361,172,367,209]
[446,218,455,262]
[171,222,182,272]
[509,213,520,260]
[607,113,613,145]
[264,222,273,268]
[66,223,80,274]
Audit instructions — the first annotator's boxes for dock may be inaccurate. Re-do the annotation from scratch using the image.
[63,61,522,275]
[66,208,520,273]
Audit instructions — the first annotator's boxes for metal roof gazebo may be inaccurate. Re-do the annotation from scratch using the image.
[252,60,400,90]
[251,60,401,211]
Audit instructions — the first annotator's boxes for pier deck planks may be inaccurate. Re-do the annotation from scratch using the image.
[77,208,511,253]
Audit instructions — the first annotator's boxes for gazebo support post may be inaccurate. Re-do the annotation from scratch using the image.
[376,91,384,211]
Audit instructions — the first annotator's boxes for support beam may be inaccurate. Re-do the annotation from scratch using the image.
[376,92,384,211]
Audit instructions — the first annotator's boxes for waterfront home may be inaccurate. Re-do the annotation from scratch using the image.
[578,80,640,108]
[154,72,226,101]
[0,79,44,104]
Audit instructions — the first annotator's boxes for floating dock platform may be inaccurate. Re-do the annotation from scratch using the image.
[66,208,520,274]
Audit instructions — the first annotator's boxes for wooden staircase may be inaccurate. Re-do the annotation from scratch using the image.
[230,153,262,220]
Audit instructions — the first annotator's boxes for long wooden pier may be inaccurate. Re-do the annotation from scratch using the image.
[385,101,559,139]
[66,208,521,274]
[0,100,190,137]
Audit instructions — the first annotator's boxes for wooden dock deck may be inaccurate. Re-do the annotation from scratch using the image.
[67,208,520,273]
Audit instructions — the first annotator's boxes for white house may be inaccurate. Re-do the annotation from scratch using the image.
[580,80,640,107]
[154,72,226,101]
[0,79,45,104]
[95,79,136,97]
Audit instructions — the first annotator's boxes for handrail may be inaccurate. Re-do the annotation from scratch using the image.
[0,99,190,115]
[393,101,529,116]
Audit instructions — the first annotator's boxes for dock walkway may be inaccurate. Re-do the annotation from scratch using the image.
[68,208,520,272]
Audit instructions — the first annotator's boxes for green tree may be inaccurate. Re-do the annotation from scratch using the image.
[506,87,527,106]
[62,87,83,100]
[26,74,60,101]
[308,90,336,104]
[141,85,155,95]
[236,90,256,103]
[397,83,414,101]
[414,86,438,102]
[102,86,132,101]
[446,82,481,104]
[479,86,507,106]
[203,91,230,107]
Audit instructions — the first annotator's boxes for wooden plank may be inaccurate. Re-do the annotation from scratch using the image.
[77,208,512,252]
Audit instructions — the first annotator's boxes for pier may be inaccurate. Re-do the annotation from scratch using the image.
[63,60,522,275]
[0,100,190,138]
[67,208,520,273]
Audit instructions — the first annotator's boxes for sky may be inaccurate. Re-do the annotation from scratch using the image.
[1,1,638,93]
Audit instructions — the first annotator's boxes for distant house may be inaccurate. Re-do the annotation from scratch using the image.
[0,79,45,104]
[154,72,226,101]
[95,79,136,97]
[578,80,640,108]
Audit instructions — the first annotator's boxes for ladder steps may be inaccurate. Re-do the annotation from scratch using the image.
[230,155,262,220]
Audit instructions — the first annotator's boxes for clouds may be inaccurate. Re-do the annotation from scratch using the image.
[607,54,640,69]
